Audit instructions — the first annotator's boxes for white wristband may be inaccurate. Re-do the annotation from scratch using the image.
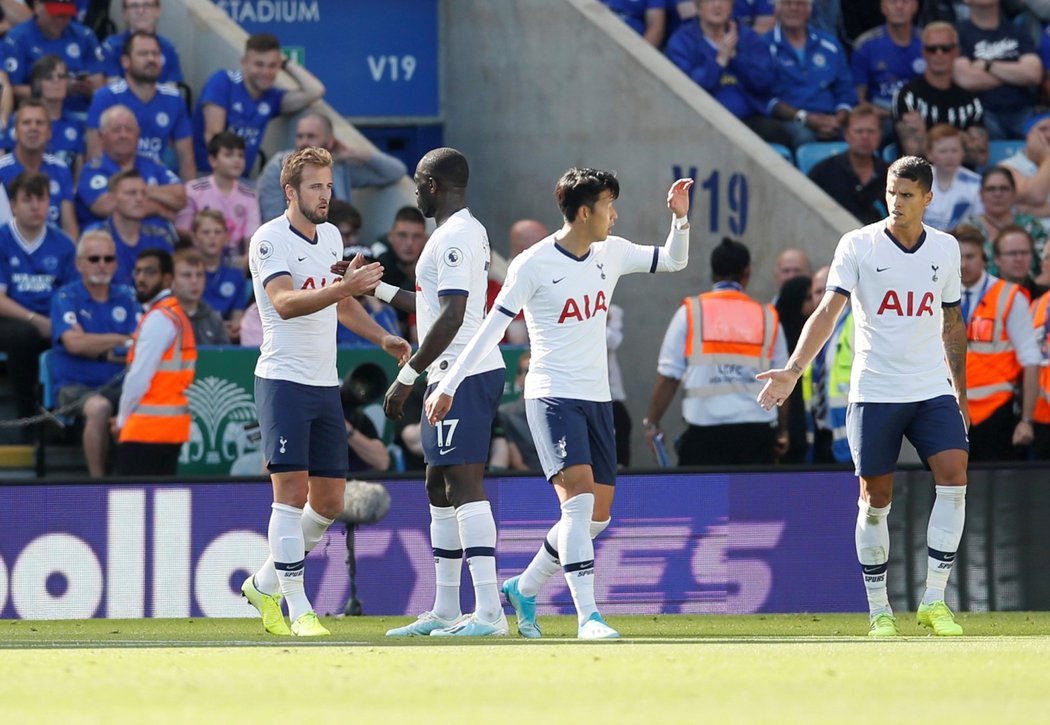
[673,215,689,231]
[374,282,399,303]
[396,363,419,386]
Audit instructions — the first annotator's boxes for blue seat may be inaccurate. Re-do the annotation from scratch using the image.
[988,139,1024,167]
[770,143,794,165]
[39,349,57,410]
[795,141,848,175]
[882,143,899,163]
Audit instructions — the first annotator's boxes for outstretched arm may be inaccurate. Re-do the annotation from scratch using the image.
[756,290,848,410]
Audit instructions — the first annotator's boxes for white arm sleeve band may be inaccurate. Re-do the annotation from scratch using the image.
[434,308,514,397]
[659,215,690,272]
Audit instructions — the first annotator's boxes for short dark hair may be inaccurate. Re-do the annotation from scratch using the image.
[109,168,144,191]
[122,30,160,57]
[993,224,1034,256]
[8,170,50,200]
[888,155,933,193]
[245,33,281,54]
[555,167,619,222]
[710,237,750,281]
[29,55,66,98]
[14,98,49,129]
[137,247,172,276]
[420,147,469,188]
[173,247,205,270]
[980,165,1016,191]
[393,205,425,227]
[207,130,246,157]
[328,199,361,231]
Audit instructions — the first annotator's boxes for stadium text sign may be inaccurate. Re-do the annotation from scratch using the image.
[0,473,865,620]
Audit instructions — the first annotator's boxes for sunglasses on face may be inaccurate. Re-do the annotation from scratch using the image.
[85,255,117,263]
[982,186,1012,193]
[924,44,957,54]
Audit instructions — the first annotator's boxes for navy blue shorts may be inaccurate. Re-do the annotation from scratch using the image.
[422,368,503,466]
[525,397,617,485]
[846,394,969,477]
[255,376,348,478]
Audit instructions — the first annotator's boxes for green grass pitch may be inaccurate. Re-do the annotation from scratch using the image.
[2,613,1049,724]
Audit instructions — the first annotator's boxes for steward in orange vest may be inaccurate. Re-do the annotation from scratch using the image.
[959,233,1040,461]
[115,249,197,476]
[1028,290,1050,458]
[644,237,787,466]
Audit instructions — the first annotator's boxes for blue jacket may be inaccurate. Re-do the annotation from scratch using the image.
[665,20,774,118]
[764,24,857,115]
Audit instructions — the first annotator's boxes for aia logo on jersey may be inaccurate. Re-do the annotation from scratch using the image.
[300,277,331,289]
[877,290,935,317]
[558,290,608,323]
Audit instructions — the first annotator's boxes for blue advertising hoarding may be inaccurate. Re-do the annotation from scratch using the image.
[0,471,865,620]
[212,0,440,119]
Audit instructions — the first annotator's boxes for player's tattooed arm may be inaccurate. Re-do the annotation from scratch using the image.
[942,305,967,396]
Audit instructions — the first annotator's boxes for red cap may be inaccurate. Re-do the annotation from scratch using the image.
[43,1,77,18]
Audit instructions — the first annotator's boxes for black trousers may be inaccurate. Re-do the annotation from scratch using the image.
[968,401,1024,462]
[0,317,48,422]
[116,442,182,476]
[612,399,631,468]
[676,422,776,466]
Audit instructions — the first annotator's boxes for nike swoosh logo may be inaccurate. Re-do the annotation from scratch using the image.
[298,256,307,262]
[876,266,890,272]
[438,447,457,456]
[553,277,566,284]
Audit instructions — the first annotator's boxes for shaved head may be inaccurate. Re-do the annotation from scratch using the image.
[509,219,548,257]
[419,146,469,188]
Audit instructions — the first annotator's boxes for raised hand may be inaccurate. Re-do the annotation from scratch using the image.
[667,178,694,218]
[382,334,411,365]
[339,253,384,297]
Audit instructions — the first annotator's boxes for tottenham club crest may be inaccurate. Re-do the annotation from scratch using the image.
[931,264,939,282]
[444,247,464,267]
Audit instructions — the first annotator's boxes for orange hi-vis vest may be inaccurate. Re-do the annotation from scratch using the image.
[966,278,1022,426]
[120,295,197,444]
[683,288,779,400]
[1030,291,1050,424]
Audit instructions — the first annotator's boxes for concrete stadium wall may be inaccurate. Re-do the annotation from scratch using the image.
[137,0,415,244]
[442,0,861,463]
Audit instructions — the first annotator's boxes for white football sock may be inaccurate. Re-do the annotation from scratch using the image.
[430,505,463,621]
[559,493,597,626]
[923,485,966,605]
[456,500,501,621]
[268,502,311,621]
[855,498,892,618]
[517,517,611,598]
[254,502,334,596]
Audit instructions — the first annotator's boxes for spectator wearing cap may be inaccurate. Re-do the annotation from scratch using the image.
[953,0,1042,140]
[3,0,105,115]
[100,0,184,85]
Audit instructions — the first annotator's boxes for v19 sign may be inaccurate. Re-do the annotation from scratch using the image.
[674,165,749,237]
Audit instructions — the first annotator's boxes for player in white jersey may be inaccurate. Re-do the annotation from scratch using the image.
[342,147,508,637]
[241,147,410,637]
[757,156,970,637]
[426,168,694,639]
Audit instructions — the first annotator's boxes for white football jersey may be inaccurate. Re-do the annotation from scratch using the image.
[923,167,982,231]
[415,208,503,383]
[827,221,962,403]
[249,215,343,386]
[494,234,663,401]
